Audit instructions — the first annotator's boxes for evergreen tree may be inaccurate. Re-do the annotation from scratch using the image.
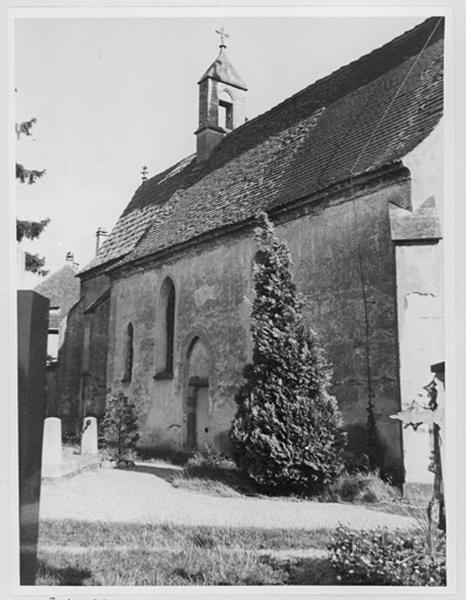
[16,115,49,276]
[230,212,346,493]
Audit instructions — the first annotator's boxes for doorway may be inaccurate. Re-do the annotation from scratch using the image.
[186,376,209,450]
[184,336,212,451]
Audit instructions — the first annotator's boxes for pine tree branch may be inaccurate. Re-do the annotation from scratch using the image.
[16,163,46,184]
[25,252,48,276]
[15,118,37,139]
[16,218,50,242]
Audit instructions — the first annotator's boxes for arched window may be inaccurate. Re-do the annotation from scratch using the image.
[122,322,134,382]
[165,282,175,373]
[155,277,176,378]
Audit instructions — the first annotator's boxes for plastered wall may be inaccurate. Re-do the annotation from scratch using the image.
[107,178,409,481]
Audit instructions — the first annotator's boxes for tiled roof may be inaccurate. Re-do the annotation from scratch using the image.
[35,263,81,328]
[82,155,194,272]
[81,17,443,276]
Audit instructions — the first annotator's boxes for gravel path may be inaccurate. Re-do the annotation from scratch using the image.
[39,464,415,531]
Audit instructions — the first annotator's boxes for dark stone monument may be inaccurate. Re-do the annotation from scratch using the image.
[17,290,49,585]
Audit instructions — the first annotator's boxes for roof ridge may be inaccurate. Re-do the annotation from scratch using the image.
[124,17,443,215]
[134,153,196,192]
[122,153,196,216]
[34,262,78,289]
[221,17,444,144]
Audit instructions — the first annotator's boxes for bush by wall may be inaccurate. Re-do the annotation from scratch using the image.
[181,447,259,496]
[329,526,446,586]
[137,444,191,466]
[101,391,139,464]
[230,212,346,493]
[320,470,400,504]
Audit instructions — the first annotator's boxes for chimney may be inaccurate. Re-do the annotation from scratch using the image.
[95,227,108,254]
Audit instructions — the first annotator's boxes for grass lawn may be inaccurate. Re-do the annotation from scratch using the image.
[36,453,431,586]
[37,519,335,586]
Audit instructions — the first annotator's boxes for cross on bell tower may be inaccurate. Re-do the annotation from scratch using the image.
[195,27,248,162]
[215,26,230,48]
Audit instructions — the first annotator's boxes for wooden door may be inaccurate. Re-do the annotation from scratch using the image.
[196,385,209,449]
[186,383,197,450]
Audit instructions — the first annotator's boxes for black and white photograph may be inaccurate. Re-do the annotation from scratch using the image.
[6,2,465,597]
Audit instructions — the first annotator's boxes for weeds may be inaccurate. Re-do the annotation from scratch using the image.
[319,470,400,504]
[173,453,405,505]
[329,525,446,586]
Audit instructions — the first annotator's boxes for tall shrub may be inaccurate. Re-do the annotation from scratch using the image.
[230,212,346,492]
[101,391,139,463]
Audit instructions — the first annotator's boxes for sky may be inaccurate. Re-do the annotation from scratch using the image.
[15,13,427,281]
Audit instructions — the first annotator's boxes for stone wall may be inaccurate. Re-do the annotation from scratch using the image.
[395,242,443,483]
[393,120,443,483]
[282,183,406,479]
[107,176,410,481]
[107,232,253,454]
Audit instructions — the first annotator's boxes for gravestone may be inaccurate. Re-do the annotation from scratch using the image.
[17,290,48,585]
[81,417,98,455]
[41,417,62,466]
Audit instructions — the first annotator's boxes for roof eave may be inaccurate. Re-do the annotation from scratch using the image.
[106,161,408,278]
[78,255,126,281]
[197,74,248,91]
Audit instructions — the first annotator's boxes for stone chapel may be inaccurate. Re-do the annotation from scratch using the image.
[59,17,444,485]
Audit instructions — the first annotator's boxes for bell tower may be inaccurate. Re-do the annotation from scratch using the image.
[195,27,248,162]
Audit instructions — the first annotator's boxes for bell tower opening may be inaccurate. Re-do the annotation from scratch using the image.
[218,91,234,131]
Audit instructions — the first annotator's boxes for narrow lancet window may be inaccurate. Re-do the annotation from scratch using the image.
[122,322,134,382]
[155,277,176,378]
[165,282,175,373]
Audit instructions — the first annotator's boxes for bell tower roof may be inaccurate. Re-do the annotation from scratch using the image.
[199,47,247,90]
[198,28,247,90]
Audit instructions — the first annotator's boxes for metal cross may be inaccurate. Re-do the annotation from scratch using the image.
[215,26,230,47]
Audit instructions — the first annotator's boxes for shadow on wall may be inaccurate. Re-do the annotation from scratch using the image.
[343,422,403,487]
[343,423,369,465]
[55,300,84,438]
[213,430,231,455]
[137,444,191,466]
[55,289,110,440]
